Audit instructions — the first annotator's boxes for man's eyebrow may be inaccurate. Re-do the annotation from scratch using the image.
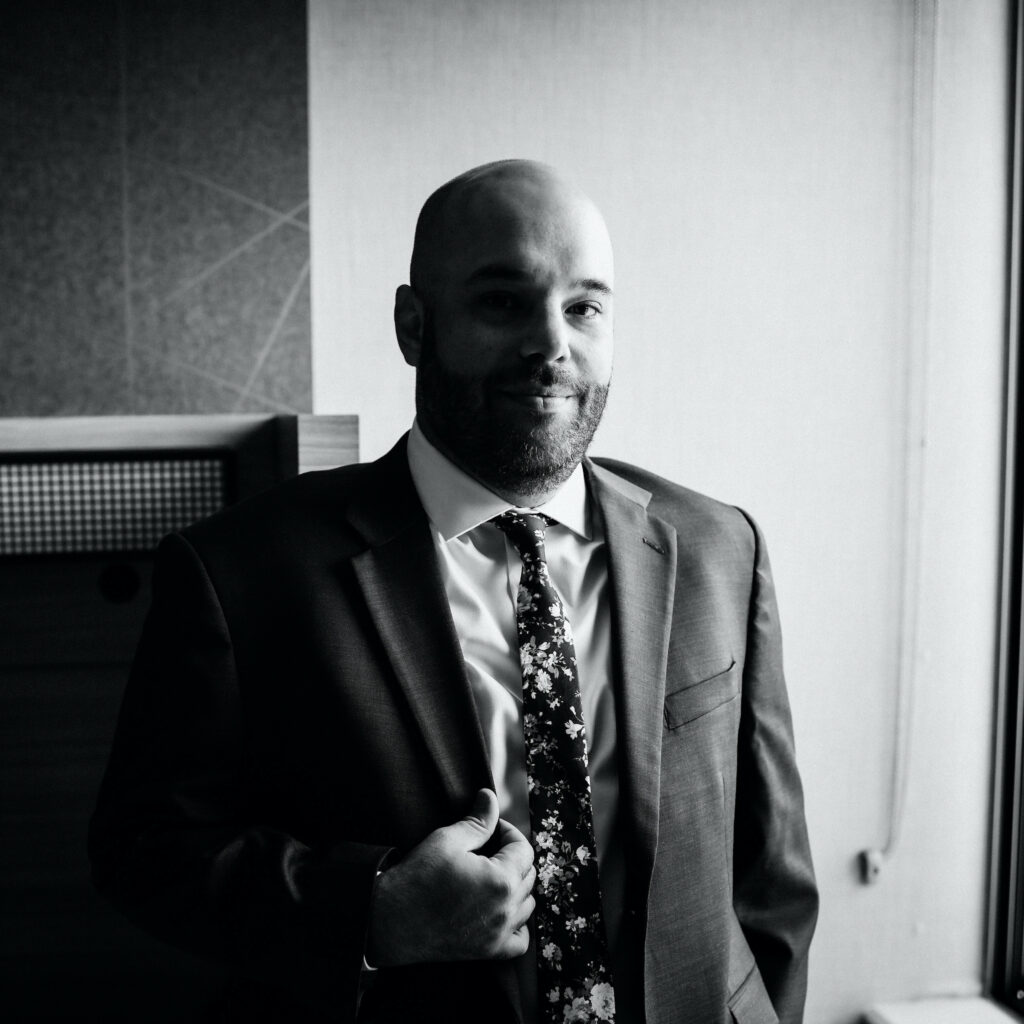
[574,277,613,296]
[464,264,532,285]
[464,263,613,295]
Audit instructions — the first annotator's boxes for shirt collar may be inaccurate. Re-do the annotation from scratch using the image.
[407,419,591,542]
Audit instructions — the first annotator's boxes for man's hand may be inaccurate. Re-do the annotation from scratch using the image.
[366,788,536,966]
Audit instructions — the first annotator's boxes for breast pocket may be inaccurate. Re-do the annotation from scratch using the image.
[728,964,779,1024]
[663,658,738,729]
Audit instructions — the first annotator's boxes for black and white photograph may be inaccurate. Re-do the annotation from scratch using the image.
[0,3,1016,1023]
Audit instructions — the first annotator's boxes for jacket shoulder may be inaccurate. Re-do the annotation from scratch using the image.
[177,447,413,564]
[589,456,758,552]
[182,460,360,535]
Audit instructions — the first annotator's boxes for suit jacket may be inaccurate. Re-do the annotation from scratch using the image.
[89,435,817,1024]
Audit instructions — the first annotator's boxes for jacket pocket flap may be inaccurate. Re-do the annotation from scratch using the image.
[664,659,738,728]
[728,964,779,1024]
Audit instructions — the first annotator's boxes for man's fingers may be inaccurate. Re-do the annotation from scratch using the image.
[497,923,531,960]
[510,921,531,956]
[441,788,500,853]
[512,864,536,905]
[511,893,536,933]
[489,819,535,877]
[465,788,500,831]
[492,817,530,847]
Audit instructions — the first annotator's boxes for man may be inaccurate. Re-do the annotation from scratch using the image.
[90,160,817,1024]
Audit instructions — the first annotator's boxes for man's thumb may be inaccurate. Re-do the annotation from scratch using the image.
[447,788,499,850]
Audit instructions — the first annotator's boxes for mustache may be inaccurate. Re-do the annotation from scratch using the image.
[487,363,586,394]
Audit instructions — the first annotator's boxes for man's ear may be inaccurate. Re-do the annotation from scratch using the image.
[394,284,425,367]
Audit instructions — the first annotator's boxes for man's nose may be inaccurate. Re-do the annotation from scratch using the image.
[519,305,570,362]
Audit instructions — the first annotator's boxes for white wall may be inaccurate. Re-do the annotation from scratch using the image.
[309,2,1010,1020]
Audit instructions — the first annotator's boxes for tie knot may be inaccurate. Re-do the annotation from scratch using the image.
[491,510,551,562]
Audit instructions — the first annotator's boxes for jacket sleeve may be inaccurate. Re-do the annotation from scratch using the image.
[733,513,819,1024]
[88,531,392,1019]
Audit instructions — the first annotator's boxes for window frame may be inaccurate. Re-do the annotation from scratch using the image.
[988,0,1024,1013]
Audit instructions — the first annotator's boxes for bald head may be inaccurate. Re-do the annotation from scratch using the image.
[409,160,613,306]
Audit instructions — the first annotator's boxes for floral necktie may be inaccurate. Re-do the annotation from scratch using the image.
[492,511,616,1024]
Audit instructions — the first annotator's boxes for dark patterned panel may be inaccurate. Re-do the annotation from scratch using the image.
[0,454,227,556]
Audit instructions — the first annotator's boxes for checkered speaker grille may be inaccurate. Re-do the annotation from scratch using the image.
[0,454,229,556]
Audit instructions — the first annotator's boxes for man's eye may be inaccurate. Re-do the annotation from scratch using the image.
[567,301,601,318]
[480,292,520,311]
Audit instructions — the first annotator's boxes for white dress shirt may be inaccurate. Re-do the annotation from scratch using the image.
[406,421,624,1021]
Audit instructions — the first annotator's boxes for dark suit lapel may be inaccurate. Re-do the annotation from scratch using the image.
[586,460,677,913]
[346,438,522,1021]
[346,438,493,807]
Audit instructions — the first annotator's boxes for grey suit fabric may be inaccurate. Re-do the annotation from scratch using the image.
[89,434,818,1024]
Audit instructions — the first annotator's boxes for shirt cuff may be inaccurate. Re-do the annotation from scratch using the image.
[361,849,398,975]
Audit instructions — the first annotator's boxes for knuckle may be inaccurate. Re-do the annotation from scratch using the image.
[494,902,515,932]
[502,872,516,900]
[490,869,514,902]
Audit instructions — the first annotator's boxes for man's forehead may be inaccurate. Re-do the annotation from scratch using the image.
[410,161,613,297]
[440,188,613,287]
[448,170,587,235]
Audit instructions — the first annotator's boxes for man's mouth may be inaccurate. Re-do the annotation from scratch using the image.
[498,390,574,410]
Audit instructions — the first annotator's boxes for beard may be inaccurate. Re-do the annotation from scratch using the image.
[415,321,609,502]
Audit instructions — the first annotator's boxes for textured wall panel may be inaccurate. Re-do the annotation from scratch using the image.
[0,0,311,416]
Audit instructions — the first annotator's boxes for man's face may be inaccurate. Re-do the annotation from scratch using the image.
[412,175,615,502]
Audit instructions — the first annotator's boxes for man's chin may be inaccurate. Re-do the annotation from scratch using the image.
[494,427,582,486]
[497,415,577,459]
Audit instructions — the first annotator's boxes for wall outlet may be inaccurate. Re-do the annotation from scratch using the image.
[859,848,884,883]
